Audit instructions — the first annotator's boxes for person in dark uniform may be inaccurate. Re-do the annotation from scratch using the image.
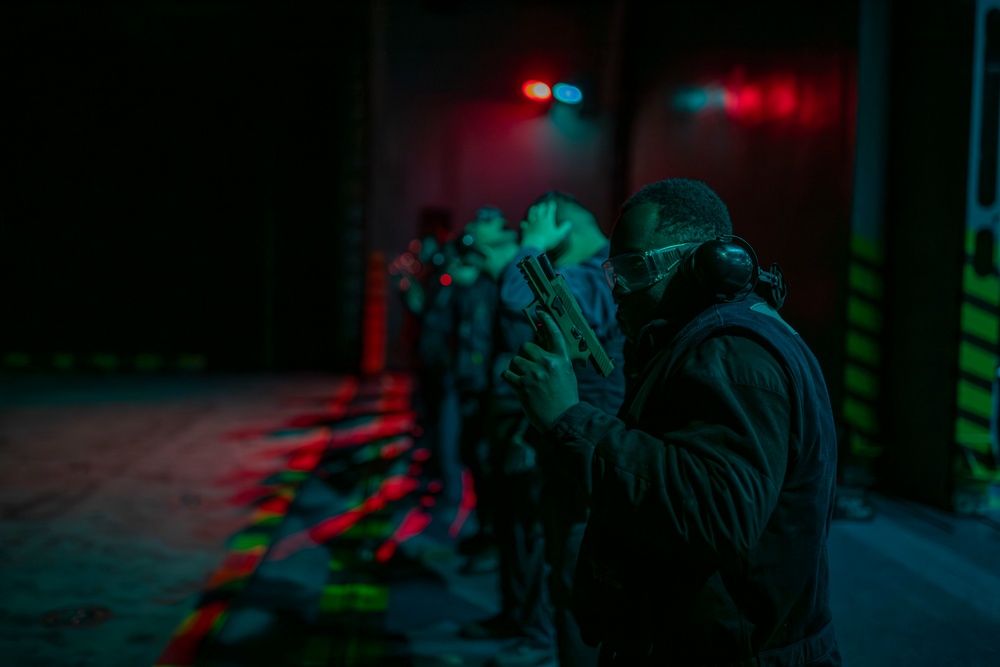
[415,207,520,523]
[469,191,626,667]
[502,178,842,666]
[452,206,520,571]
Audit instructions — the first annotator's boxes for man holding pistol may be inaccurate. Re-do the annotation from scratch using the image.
[502,179,841,666]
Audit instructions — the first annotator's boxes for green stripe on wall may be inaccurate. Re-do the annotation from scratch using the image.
[960,302,999,344]
[847,298,882,332]
[955,417,993,454]
[844,364,879,400]
[963,264,1000,306]
[957,379,994,421]
[2,352,207,371]
[851,235,883,263]
[843,396,878,434]
[849,263,884,299]
[849,432,883,458]
[846,330,881,366]
[958,341,997,383]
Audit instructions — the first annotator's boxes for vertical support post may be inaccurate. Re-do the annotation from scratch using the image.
[954,0,1000,513]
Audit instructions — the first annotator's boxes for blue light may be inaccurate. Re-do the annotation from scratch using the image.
[672,86,727,112]
[672,87,710,112]
[552,83,583,104]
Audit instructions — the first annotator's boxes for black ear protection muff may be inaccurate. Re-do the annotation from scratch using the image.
[680,235,787,310]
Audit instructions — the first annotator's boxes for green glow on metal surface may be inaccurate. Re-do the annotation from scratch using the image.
[850,235,883,263]
[960,302,999,343]
[3,352,30,368]
[227,533,271,551]
[344,517,392,539]
[847,299,882,332]
[848,263,883,299]
[849,432,882,458]
[964,264,1000,306]
[845,365,879,399]
[135,353,164,371]
[178,354,206,371]
[319,584,388,612]
[846,330,880,366]
[251,514,282,527]
[91,353,120,371]
[52,353,74,370]
[843,396,877,433]
[958,341,996,382]
[955,417,993,454]
[957,379,993,420]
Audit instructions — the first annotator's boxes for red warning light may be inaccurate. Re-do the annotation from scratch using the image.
[522,80,552,101]
[439,273,453,286]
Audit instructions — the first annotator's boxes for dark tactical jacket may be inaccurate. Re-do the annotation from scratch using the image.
[547,293,841,666]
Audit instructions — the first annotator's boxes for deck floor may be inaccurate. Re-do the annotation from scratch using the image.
[0,373,998,666]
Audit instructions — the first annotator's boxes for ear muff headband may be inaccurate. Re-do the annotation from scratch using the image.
[681,235,787,309]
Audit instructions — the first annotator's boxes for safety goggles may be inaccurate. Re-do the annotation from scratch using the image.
[602,242,698,293]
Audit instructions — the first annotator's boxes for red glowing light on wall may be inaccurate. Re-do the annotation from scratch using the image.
[766,78,798,119]
[724,76,799,123]
[522,80,552,101]
[726,83,764,121]
[361,251,387,375]
[670,68,840,131]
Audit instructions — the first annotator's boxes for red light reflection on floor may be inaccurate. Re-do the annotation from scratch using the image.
[266,474,420,561]
[256,430,331,459]
[154,599,229,666]
[375,506,433,563]
[449,468,477,538]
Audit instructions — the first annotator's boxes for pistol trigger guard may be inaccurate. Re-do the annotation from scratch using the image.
[522,303,539,328]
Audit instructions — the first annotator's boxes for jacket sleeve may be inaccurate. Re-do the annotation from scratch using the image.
[547,334,791,566]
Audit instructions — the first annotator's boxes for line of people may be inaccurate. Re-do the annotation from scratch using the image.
[396,191,623,667]
[395,179,842,667]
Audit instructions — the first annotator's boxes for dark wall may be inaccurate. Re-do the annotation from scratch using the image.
[619,0,860,392]
[369,0,626,368]
[879,0,977,509]
[2,2,368,373]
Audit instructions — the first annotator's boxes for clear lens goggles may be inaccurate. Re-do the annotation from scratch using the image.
[602,242,697,293]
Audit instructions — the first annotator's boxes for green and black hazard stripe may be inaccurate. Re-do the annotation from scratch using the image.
[955,228,1000,482]
[2,351,206,372]
[843,234,884,459]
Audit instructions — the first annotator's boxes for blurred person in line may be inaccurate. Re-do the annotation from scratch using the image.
[502,178,841,666]
[449,206,520,567]
[414,208,518,512]
[463,191,626,667]
[390,231,461,505]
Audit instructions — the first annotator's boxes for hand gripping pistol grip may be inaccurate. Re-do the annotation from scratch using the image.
[516,253,616,377]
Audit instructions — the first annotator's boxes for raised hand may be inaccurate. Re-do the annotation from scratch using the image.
[520,199,572,252]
